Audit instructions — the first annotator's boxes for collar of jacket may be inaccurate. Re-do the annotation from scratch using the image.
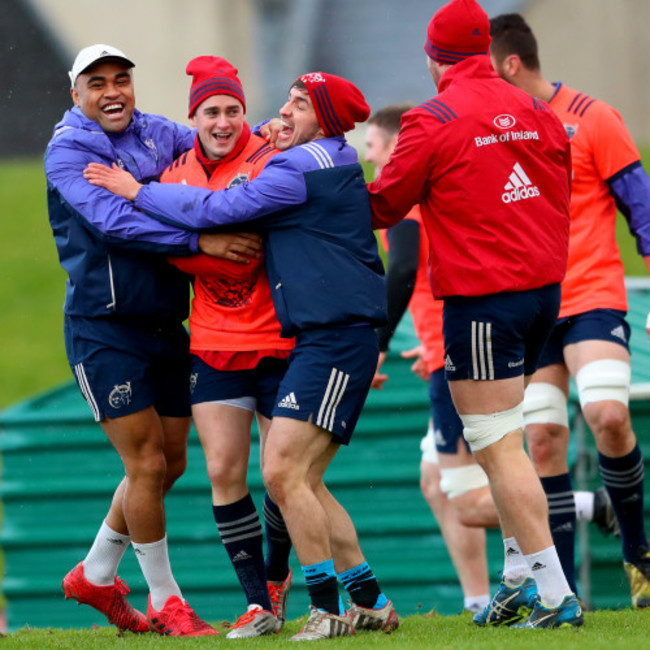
[437,54,498,93]
[193,121,252,174]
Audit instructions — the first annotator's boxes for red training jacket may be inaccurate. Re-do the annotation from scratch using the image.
[369,55,571,299]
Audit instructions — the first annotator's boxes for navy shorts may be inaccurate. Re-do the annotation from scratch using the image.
[271,325,378,445]
[536,308,631,369]
[429,368,469,455]
[64,314,191,422]
[442,284,561,381]
[190,355,288,419]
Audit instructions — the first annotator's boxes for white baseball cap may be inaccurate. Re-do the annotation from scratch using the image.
[69,44,135,87]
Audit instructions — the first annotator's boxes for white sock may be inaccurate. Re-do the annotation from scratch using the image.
[525,546,573,608]
[464,594,490,613]
[502,537,532,585]
[132,536,182,610]
[83,521,130,586]
[574,491,594,521]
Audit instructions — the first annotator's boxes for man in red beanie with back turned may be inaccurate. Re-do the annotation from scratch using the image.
[85,71,396,640]
[368,0,583,629]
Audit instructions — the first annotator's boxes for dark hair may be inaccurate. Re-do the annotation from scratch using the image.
[489,14,541,71]
[290,79,307,92]
[367,103,413,137]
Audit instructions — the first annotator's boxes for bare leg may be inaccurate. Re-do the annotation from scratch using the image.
[420,459,490,602]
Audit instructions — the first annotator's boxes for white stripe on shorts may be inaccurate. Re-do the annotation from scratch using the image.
[471,321,494,380]
[316,367,350,431]
[74,362,101,421]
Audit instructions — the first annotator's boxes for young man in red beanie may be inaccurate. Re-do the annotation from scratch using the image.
[368,0,583,629]
[85,71,397,640]
[161,55,295,638]
[490,13,650,610]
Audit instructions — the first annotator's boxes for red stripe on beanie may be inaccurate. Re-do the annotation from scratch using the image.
[298,72,370,137]
[186,56,246,117]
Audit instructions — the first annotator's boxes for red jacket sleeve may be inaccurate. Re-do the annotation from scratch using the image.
[168,253,263,281]
[368,113,433,229]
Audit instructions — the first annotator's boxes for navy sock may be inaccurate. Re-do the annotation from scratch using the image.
[541,473,577,593]
[599,445,648,562]
[263,491,292,582]
[338,561,387,609]
[213,493,272,610]
[302,559,343,614]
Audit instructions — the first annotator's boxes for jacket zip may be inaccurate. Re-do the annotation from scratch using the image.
[106,254,116,310]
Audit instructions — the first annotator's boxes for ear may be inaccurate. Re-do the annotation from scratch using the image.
[387,132,400,155]
[503,54,522,79]
[70,86,80,107]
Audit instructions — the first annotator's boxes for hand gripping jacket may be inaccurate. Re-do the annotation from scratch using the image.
[45,106,197,319]
[134,136,388,337]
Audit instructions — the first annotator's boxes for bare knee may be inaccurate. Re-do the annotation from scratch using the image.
[583,402,633,454]
[420,461,445,512]
[453,488,490,527]
[262,459,292,507]
[127,448,167,487]
[206,454,247,495]
[525,423,568,473]
[163,452,187,493]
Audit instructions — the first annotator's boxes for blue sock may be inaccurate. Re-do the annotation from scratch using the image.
[302,559,344,614]
[213,493,272,610]
[541,473,577,594]
[263,491,293,582]
[599,445,648,562]
[338,561,387,609]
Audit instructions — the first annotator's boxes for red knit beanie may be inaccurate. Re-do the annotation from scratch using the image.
[424,0,491,65]
[297,72,370,137]
[186,56,246,118]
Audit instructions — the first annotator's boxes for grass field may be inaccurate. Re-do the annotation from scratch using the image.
[1,609,646,649]
[1,153,649,410]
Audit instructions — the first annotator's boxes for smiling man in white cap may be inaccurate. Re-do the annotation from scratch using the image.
[46,44,260,636]
[69,44,136,133]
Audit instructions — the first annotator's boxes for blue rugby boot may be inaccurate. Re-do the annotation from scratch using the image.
[512,593,584,629]
[473,577,537,626]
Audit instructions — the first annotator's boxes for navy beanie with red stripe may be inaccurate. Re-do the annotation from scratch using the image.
[298,72,370,137]
[424,0,491,65]
[186,56,246,117]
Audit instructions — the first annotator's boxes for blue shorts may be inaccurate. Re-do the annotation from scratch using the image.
[190,355,288,419]
[442,284,561,381]
[536,308,630,369]
[64,315,191,422]
[428,368,468,455]
[271,325,378,445]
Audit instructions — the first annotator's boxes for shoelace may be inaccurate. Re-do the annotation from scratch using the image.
[114,576,131,596]
[303,608,328,631]
[268,584,281,607]
[233,609,261,628]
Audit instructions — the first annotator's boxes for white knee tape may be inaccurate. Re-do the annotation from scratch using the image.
[523,382,568,427]
[575,359,630,408]
[440,463,489,499]
[459,403,524,452]
[420,422,439,464]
